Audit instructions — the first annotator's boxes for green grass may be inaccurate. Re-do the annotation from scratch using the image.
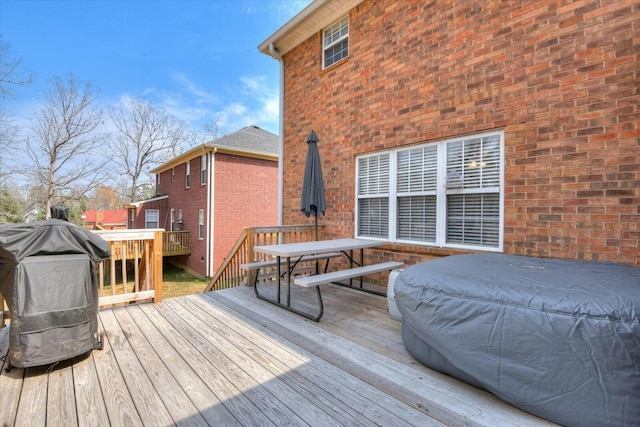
[162,263,209,299]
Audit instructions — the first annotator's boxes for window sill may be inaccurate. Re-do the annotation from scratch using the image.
[321,56,350,75]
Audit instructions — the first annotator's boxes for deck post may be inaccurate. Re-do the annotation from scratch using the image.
[246,227,256,286]
[153,230,163,303]
[0,291,5,327]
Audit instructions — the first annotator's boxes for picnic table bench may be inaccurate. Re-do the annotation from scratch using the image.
[294,261,405,287]
[241,252,341,286]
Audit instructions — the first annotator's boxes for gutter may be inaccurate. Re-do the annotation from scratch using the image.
[269,42,285,227]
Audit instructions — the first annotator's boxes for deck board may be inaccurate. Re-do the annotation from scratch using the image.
[0,284,555,427]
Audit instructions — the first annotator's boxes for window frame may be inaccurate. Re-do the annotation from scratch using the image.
[198,209,204,240]
[145,209,159,229]
[171,167,175,182]
[200,154,207,185]
[355,131,504,251]
[323,16,349,69]
[185,161,190,188]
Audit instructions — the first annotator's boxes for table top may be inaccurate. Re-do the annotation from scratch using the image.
[253,238,383,257]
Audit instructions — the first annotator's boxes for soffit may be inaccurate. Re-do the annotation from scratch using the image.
[258,0,364,57]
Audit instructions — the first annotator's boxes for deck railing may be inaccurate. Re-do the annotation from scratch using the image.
[94,229,163,307]
[163,231,191,256]
[205,225,322,292]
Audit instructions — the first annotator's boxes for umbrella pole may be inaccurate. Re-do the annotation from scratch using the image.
[315,209,319,274]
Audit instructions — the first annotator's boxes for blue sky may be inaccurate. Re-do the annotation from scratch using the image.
[1,0,312,137]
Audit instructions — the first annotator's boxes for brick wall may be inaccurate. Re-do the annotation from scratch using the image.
[281,0,639,266]
[151,153,278,278]
[162,157,210,276]
[213,153,279,271]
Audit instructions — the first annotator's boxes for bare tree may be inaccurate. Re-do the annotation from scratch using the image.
[26,75,106,219]
[201,119,224,142]
[0,35,32,186]
[0,34,32,98]
[108,96,194,203]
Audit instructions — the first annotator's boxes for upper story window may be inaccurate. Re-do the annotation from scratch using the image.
[185,161,191,188]
[323,16,349,68]
[200,154,207,185]
[356,131,504,251]
[171,167,175,182]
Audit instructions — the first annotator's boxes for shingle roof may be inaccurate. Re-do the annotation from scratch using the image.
[150,125,279,174]
[207,125,278,156]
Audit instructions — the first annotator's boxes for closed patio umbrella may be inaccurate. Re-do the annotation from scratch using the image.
[300,130,326,241]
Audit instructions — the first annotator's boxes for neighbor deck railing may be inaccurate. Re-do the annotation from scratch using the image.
[205,225,322,292]
[94,229,163,307]
[163,231,191,256]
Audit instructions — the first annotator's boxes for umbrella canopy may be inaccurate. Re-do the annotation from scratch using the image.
[300,130,326,240]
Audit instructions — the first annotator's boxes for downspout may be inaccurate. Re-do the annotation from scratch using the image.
[270,42,284,226]
[208,148,216,277]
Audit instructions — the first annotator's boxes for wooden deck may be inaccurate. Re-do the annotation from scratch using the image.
[0,284,555,426]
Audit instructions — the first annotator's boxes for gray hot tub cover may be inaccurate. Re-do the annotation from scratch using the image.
[395,254,640,427]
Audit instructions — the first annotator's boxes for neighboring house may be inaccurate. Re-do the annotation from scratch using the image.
[81,208,128,230]
[131,125,279,278]
[259,0,638,267]
[23,204,41,223]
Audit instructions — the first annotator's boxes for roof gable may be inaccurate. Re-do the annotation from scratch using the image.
[151,125,278,174]
[259,0,364,57]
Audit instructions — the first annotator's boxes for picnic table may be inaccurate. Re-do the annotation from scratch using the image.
[243,238,404,321]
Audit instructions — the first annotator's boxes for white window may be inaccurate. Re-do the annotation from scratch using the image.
[323,16,349,68]
[145,209,159,229]
[356,131,504,251]
[198,209,204,240]
[200,154,207,185]
[170,208,175,232]
[185,161,190,188]
[171,167,175,182]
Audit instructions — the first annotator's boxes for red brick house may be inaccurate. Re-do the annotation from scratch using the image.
[130,126,279,278]
[259,0,638,267]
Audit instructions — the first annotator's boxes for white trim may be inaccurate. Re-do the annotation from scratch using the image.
[258,0,364,57]
[94,229,164,241]
[129,194,169,207]
[270,43,285,228]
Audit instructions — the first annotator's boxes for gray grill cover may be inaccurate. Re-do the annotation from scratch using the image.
[395,254,640,427]
[0,220,111,368]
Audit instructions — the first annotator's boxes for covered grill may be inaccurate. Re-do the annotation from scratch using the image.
[0,219,111,368]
